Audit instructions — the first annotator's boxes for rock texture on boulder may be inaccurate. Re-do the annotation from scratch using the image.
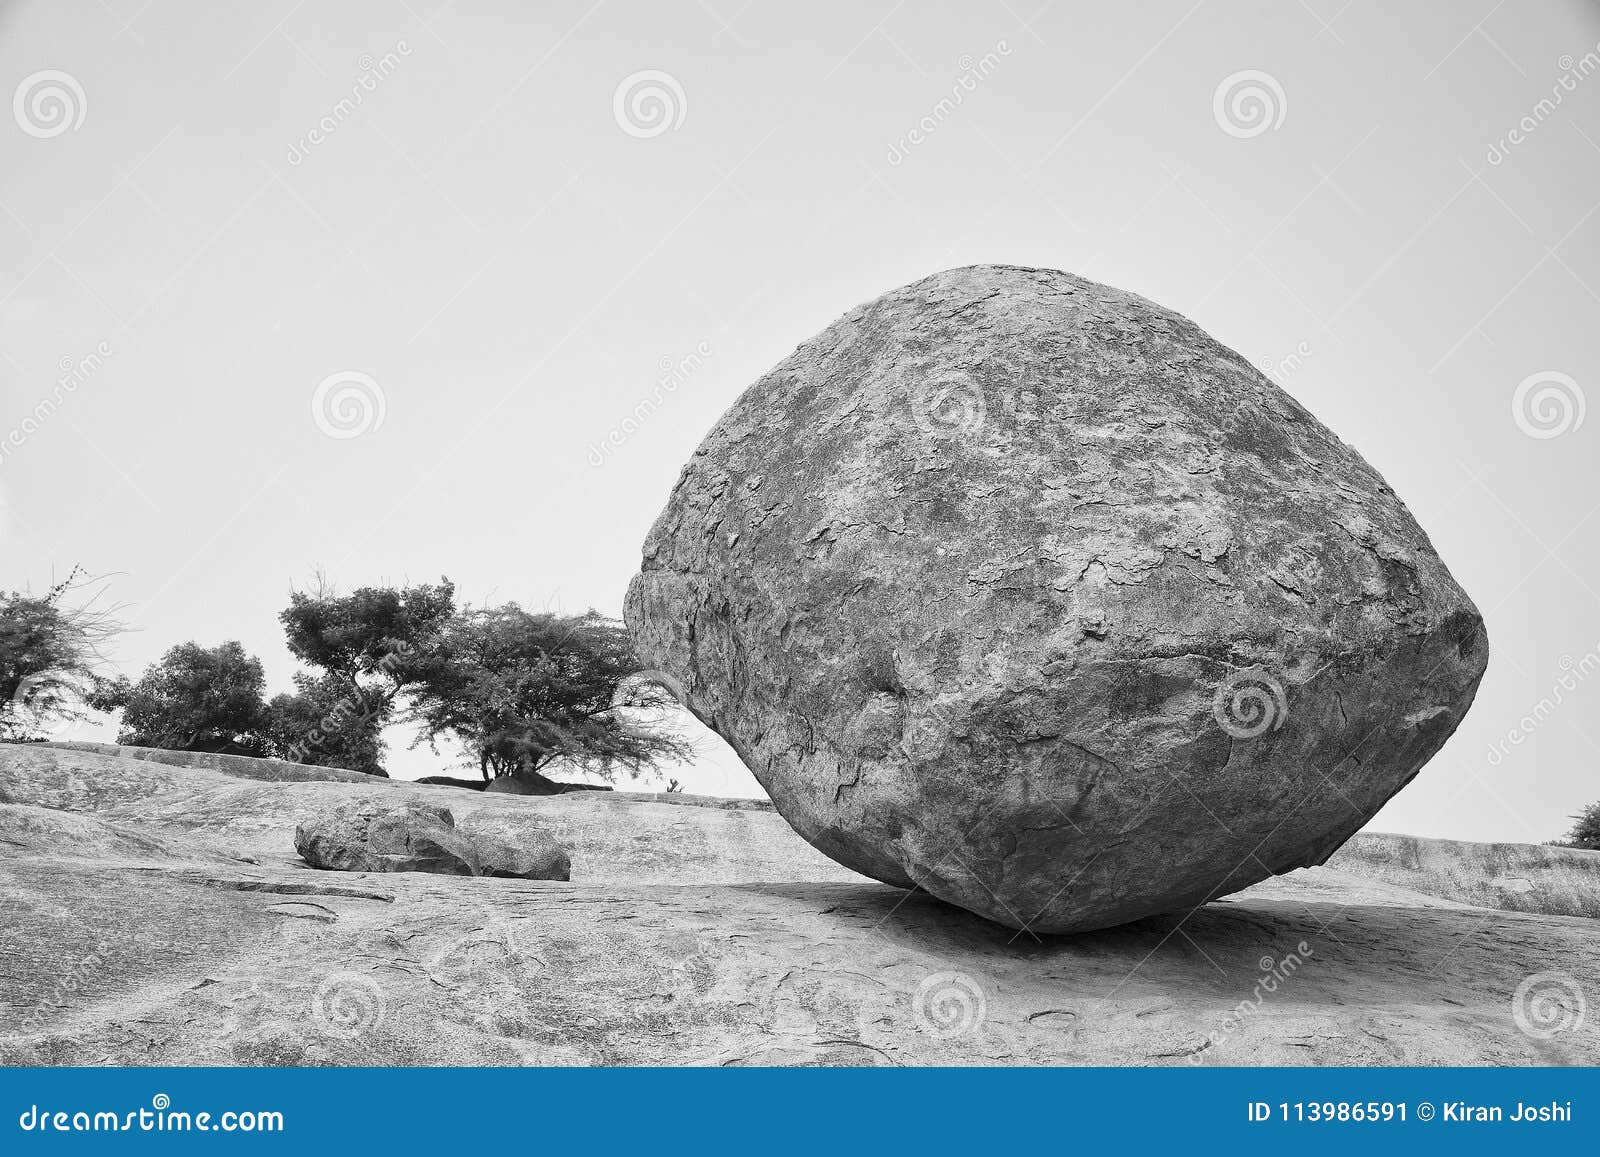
[625,264,1489,934]
[295,800,570,880]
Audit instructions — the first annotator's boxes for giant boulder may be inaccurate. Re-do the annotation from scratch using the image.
[625,264,1488,934]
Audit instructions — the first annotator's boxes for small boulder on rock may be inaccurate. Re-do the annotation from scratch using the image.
[461,823,570,881]
[295,800,473,875]
[295,800,570,881]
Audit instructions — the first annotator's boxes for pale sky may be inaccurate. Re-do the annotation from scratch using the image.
[2,1,1597,843]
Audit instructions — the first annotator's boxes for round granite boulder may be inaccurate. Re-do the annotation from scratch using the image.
[624,265,1488,934]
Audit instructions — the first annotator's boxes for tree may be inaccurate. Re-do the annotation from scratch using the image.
[408,605,692,790]
[277,576,455,771]
[0,568,124,741]
[104,641,270,755]
[263,672,386,776]
[1559,802,1600,851]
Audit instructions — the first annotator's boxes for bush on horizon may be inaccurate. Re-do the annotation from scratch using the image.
[78,577,689,787]
[1560,802,1600,851]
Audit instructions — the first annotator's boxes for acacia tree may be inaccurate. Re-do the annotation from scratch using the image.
[0,568,124,740]
[1560,803,1600,851]
[407,606,692,790]
[275,577,455,772]
[98,641,270,754]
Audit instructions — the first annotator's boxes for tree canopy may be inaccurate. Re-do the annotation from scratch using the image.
[263,672,386,776]
[408,605,692,787]
[100,640,270,755]
[272,576,455,773]
[279,576,454,700]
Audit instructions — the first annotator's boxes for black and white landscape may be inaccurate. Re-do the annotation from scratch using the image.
[2,2,1597,1067]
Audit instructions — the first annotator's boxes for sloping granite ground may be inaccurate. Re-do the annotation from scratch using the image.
[2,742,1595,1065]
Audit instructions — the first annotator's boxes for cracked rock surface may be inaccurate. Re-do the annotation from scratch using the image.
[625,264,1489,933]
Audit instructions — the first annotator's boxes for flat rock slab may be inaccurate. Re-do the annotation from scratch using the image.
[2,744,1596,1066]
